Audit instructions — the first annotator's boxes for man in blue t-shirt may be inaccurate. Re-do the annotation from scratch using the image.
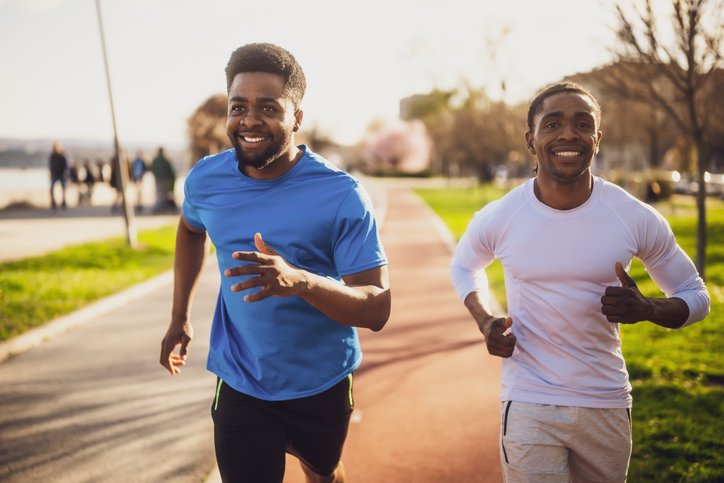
[159,43,390,483]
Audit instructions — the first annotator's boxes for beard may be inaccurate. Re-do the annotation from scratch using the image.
[232,136,287,173]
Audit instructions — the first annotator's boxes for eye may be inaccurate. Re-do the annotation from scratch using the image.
[261,105,277,113]
[230,104,246,114]
[578,121,592,129]
[544,121,559,129]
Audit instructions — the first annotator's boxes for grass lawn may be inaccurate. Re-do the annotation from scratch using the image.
[0,225,178,341]
[416,185,723,482]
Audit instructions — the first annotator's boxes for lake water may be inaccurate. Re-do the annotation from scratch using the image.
[0,168,52,208]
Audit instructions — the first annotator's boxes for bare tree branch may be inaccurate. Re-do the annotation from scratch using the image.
[610,0,722,278]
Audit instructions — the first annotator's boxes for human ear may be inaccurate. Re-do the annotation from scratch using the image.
[524,131,536,154]
[293,109,304,132]
[594,130,602,154]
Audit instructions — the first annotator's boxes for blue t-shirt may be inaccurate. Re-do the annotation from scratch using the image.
[183,145,387,400]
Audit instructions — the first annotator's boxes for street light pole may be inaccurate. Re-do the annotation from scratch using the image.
[95,0,137,248]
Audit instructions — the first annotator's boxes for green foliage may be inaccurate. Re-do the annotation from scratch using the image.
[416,186,723,481]
[0,225,177,341]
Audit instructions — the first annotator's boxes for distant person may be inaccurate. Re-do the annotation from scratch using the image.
[450,82,710,482]
[150,147,177,213]
[109,155,124,213]
[79,158,96,206]
[131,150,148,209]
[95,158,107,183]
[159,42,390,483]
[48,142,69,210]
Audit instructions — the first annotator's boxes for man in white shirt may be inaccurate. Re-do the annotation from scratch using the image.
[450,81,710,483]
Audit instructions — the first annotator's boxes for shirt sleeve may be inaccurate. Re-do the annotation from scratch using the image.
[332,184,387,276]
[636,208,710,327]
[450,204,497,307]
[181,175,205,231]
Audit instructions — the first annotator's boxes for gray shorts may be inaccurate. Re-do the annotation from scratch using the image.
[500,401,632,483]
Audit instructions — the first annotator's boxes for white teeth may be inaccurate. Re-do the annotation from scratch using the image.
[554,151,580,157]
[242,136,264,143]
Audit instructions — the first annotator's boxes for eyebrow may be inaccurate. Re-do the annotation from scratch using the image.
[540,111,595,121]
[229,96,281,104]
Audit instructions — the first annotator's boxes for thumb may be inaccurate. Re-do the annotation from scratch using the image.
[179,336,191,359]
[254,232,278,256]
[502,317,513,336]
[615,261,635,287]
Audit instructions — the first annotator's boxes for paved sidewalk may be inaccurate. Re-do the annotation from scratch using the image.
[0,183,216,482]
[0,260,218,482]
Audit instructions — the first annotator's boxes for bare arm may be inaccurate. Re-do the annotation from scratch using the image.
[225,233,391,331]
[601,262,690,329]
[463,291,516,358]
[159,216,209,374]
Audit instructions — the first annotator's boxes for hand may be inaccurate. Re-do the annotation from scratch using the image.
[225,233,305,302]
[600,262,653,324]
[160,321,193,375]
[481,316,516,358]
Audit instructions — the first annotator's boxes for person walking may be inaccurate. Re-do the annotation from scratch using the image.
[159,42,390,483]
[48,141,69,210]
[450,81,710,483]
[150,147,177,213]
[108,154,124,213]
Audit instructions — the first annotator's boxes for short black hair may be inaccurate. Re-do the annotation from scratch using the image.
[225,43,306,109]
[527,81,601,131]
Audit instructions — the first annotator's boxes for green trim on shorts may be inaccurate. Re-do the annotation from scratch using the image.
[214,378,223,411]
[347,373,354,408]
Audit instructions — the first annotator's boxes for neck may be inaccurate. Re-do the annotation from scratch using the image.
[534,172,594,210]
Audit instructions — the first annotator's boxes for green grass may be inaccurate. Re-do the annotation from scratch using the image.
[0,225,178,341]
[622,202,723,482]
[416,186,723,482]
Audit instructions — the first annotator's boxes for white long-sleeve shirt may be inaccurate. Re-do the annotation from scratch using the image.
[451,177,710,408]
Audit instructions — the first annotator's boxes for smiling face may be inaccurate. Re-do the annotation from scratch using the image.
[525,91,602,184]
[226,71,303,177]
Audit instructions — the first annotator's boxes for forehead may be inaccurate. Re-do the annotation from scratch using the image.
[228,71,287,101]
[537,92,598,121]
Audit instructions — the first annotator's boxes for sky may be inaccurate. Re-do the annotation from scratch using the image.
[0,0,630,148]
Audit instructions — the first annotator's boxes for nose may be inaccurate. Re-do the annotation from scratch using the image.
[240,108,262,128]
[556,122,578,141]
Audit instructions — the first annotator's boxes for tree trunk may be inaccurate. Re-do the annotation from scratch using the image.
[695,140,708,280]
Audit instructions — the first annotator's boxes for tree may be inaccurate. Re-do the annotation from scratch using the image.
[187,94,230,167]
[610,0,723,279]
[400,86,526,181]
[400,89,456,175]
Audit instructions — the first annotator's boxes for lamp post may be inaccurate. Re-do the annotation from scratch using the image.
[95,0,137,248]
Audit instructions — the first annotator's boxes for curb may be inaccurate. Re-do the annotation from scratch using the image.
[0,270,173,364]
